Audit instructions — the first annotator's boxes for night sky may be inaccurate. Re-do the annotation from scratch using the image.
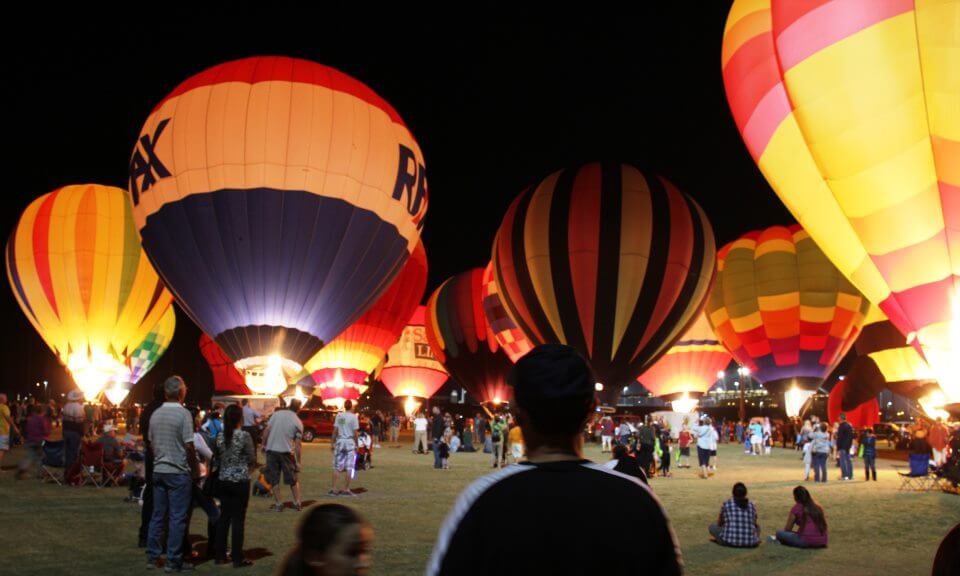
[4,4,797,402]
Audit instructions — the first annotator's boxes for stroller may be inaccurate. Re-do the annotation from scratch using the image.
[356,430,372,471]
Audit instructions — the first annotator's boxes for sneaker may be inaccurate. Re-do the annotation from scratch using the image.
[268,503,284,512]
[233,560,253,569]
[146,560,157,570]
[326,489,339,497]
[339,489,358,497]
[293,502,303,512]
[768,535,779,543]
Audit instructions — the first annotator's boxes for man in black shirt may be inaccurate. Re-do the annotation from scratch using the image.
[137,380,166,548]
[836,413,855,481]
[427,344,682,575]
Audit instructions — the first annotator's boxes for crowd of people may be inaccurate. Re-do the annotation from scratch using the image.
[2,346,959,574]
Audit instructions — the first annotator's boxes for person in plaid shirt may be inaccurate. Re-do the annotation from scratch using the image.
[709,482,760,547]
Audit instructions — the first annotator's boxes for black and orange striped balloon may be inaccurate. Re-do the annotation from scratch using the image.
[492,163,716,404]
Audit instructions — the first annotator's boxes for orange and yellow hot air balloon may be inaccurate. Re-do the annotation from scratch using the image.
[722,1,960,406]
[637,312,732,413]
[6,184,173,399]
[381,305,449,414]
[705,226,870,406]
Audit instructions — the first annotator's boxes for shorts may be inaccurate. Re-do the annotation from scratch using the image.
[710,449,717,457]
[0,435,9,450]
[679,447,690,456]
[265,450,298,486]
[333,440,357,473]
[697,446,710,467]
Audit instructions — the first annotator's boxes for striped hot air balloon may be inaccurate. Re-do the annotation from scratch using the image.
[305,241,427,405]
[829,379,880,430]
[6,184,173,400]
[705,225,870,393]
[637,312,732,412]
[381,305,448,400]
[492,163,716,404]
[128,56,428,385]
[425,269,514,406]
[722,1,960,404]
[842,306,939,410]
[481,262,533,363]
[128,306,176,385]
[199,333,251,396]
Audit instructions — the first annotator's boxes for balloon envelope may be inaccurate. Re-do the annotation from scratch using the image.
[829,380,880,430]
[129,56,428,375]
[481,262,534,363]
[128,306,176,384]
[199,333,250,396]
[425,269,513,405]
[705,225,870,392]
[6,184,173,399]
[722,1,960,401]
[638,312,731,401]
[381,305,448,399]
[492,163,716,404]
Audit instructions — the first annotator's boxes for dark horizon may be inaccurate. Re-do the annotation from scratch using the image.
[5,4,802,403]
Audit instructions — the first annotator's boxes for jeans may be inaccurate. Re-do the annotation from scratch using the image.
[838,448,853,479]
[776,530,808,548]
[215,480,250,564]
[864,455,877,481]
[63,430,81,472]
[492,442,502,467]
[147,472,193,565]
[433,437,443,469]
[813,452,829,482]
[182,481,219,558]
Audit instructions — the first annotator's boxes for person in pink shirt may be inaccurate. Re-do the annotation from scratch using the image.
[771,486,828,548]
[16,404,51,479]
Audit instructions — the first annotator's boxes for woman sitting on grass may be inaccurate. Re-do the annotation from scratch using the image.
[770,486,828,548]
[708,482,760,548]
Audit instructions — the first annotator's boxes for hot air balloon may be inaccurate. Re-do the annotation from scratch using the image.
[842,306,940,410]
[104,306,177,406]
[829,380,880,430]
[637,312,732,413]
[200,333,251,396]
[128,56,428,392]
[6,184,173,400]
[722,1,959,407]
[381,305,449,415]
[425,269,514,406]
[705,226,870,416]
[304,241,427,405]
[492,163,716,404]
[481,262,534,363]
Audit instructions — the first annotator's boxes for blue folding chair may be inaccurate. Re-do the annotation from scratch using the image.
[898,454,936,491]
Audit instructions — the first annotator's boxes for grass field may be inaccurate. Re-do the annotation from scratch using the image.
[0,439,956,575]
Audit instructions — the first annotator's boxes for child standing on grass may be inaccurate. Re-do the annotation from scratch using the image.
[439,435,450,469]
[861,427,877,481]
[802,438,812,481]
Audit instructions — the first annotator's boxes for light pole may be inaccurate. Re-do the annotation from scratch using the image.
[736,366,751,422]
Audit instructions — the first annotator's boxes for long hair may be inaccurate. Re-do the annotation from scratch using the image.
[732,482,749,510]
[793,486,827,533]
[224,404,242,447]
[277,504,365,576]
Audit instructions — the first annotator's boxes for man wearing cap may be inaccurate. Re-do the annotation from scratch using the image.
[427,345,682,576]
[146,376,200,572]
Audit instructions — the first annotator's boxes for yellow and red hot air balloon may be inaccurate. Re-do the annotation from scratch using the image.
[6,184,173,400]
[305,241,427,408]
[128,56,428,391]
[637,312,732,413]
[381,305,448,415]
[426,269,514,406]
[829,380,880,430]
[722,1,960,406]
[481,262,534,363]
[705,226,870,410]
[492,163,716,405]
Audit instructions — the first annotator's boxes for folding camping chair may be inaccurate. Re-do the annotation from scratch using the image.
[78,441,106,488]
[39,440,65,485]
[897,454,938,491]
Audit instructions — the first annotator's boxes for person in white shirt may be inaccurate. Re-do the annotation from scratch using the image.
[693,417,715,479]
[413,413,428,454]
[709,423,720,471]
[241,399,263,450]
[330,400,360,496]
